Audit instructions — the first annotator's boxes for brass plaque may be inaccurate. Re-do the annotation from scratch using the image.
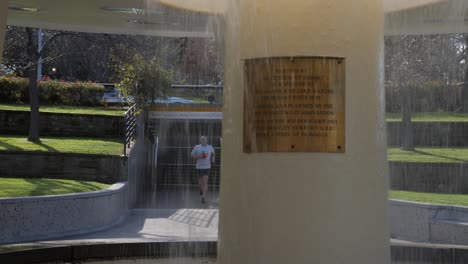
[243,57,345,153]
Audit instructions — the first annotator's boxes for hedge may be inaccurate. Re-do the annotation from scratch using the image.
[0,77,106,106]
[0,77,26,104]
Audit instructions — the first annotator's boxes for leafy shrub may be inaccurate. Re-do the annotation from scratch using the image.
[117,55,172,105]
[0,77,105,106]
[0,77,28,103]
[39,80,105,106]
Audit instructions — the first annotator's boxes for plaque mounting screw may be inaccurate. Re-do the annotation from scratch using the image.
[291,145,295,149]
[337,146,342,150]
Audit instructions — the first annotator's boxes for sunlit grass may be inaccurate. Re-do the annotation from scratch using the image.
[0,135,123,155]
[0,104,126,116]
[390,190,468,207]
[185,97,210,104]
[388,147,468,163]
[0,178,110,198]
[386,112,468,122]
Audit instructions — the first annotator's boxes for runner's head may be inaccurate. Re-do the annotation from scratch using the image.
[200,136,208,146]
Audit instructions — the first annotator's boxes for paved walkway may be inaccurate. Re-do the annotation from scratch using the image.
[0,189,219,252]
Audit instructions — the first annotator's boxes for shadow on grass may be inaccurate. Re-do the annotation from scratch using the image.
[32,141,59,152]
[411,149,468,163]
[0,137,58,152]
[0,140,23,151]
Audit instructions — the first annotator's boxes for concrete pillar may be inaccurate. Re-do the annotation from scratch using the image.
[218,1,390,263]
[0,1,7,62]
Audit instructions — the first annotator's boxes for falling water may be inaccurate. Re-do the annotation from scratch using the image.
[4,0,468,263]
[386,1,468,264]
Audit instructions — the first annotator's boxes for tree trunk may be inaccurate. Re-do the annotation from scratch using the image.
[400,85,414,150]
[462,35,468,112]
[28,68,40,142]
[26,27,40,142]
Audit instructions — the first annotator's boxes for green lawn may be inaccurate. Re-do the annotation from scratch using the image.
[388,147,468,163]
[0,178,110,198]
[185,96,210,104]
[386,112,468,122]
[390,190,468,207]
[0,104,126,116]
[0,135,123,155]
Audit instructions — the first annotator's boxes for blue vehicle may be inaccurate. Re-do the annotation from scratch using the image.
[154,96,194,104]
[102,88,134,104]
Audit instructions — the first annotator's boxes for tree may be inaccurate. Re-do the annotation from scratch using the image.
[175,37,222,85]
[26,28,72,142]
[3,26,223,85]
[385,34,465,150]
[117,55,172,106]
[458,35,468,112]
[3,27,76,142]
[2,26,222,142]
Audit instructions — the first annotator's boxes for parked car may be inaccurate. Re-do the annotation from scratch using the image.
[154,96,194,104]
[102,88,134,104]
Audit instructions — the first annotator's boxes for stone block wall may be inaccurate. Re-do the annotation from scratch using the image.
[389,162,468,194]
[0,151,127,184]
[0,110,124,137]
[387,122,468,147]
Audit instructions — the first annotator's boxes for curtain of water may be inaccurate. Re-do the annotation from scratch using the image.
[7,0,468,263]
[385,1,468,263]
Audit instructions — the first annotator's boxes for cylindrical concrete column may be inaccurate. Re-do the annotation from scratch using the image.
[0,1,7,62]
[218,1,389,263]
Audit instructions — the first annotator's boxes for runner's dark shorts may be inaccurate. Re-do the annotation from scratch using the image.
[197,169,211,177]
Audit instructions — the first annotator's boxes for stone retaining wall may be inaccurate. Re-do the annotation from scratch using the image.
[389,162,468,193]
[0,110,124,137]
[0,241,467,264]
[387,122,468,147]
[391,244,468,264]
[0,182,128,244]
[0,151,127,184]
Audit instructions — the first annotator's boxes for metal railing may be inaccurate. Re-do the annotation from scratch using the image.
[123,104,137,156]
[153,136,159,168]
[155,145,221,186]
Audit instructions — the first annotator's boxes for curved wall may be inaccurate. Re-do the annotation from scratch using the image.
[390,199,468,245]
[0,182,129,244]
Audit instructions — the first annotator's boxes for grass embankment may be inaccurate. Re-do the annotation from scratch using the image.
[388,148,468,205]
[0,104,126,116]
[0,178,110,198]
[390,190,468,207]
[0,135,123,155]
[386,112,468,122]
[388,147,468,163]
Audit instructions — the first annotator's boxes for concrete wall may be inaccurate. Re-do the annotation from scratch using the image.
[219,1,390,263]
[390,199,468,245]
[0,110,124,137]
[387,122,468,147]
[0,182,128,244]
[0,151,127,184]
[390,162,468,194]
